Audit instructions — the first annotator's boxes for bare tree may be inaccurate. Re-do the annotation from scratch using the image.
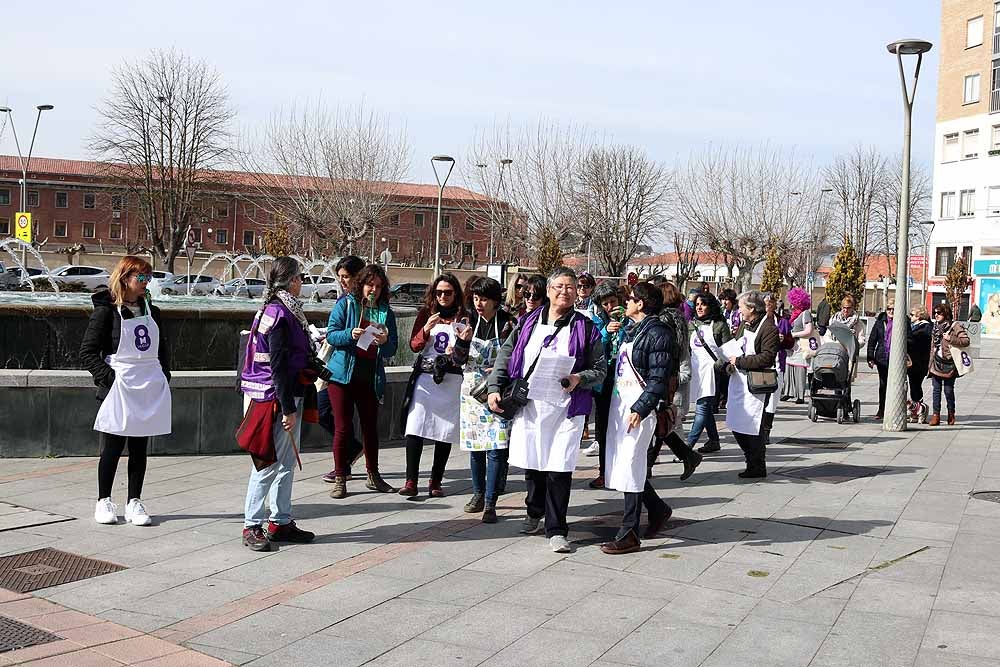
[575,145,672,276]
[824,145,888,266]
[237,102,411,257]
[91,49,232,273]
[672,230,702,288]
[871,157,932,280]
[673,145,820,292]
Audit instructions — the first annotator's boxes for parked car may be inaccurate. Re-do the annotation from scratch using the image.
[214,277,266,297]
[31,265,111,291]
[160,274,221,296]
[299,275,341,300]
[3,265,45,289]
[389,282,429,303]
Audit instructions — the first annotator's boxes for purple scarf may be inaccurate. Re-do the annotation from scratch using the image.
[884,317,893,358]
[507,307,596,418]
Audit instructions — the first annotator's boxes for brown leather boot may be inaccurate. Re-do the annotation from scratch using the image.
[929,413,940,427]
[947,411,956,425]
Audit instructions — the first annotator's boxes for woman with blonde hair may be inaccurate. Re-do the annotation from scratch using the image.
[80,256,171,526]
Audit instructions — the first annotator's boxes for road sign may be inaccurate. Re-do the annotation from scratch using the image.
[908,255,926,268]
[379,248,393,265]
[14,212,32,244]
[907,276,914,289]
[627,271,639,286]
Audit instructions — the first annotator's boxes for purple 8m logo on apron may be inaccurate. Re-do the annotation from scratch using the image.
[809,338,819,350]
[961,352,971,366]
[133,325,151,352]
[433,332,450,354]
[616,350,627,378]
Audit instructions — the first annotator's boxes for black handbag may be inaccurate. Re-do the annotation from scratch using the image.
[747,368,779,395]
[470,376,491,404]
[495,318,571,418]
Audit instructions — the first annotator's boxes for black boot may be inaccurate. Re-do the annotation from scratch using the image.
[680,451,703,481]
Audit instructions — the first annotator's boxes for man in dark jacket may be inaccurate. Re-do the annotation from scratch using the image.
[601,282,673,555]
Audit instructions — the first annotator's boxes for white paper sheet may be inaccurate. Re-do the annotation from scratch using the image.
[526,352,577,405]
[721,338,745,360]
[356,324,383,350]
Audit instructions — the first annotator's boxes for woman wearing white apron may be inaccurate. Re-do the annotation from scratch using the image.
[80,256,171,526]
[400,274,471,498]
[459,278,514,523]
[487,267,606,553]
[600,283,673,555]
[724,291,779,479]
[686,292,731,455]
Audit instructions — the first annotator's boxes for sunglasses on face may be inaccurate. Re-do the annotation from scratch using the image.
[434,289,454,297]
[525,292,544,301]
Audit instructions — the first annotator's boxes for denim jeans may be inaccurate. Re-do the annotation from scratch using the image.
[931,376,956,413]
[687,396,719,447]
[244,398,302,528]
[470,449,510,505]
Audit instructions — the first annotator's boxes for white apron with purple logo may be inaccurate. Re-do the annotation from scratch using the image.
[405,322,462,444]
[94,300,172,437]
[690,323,722,400]
[605,340,656,493]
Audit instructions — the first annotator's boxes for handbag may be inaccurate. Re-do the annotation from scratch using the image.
[495,318,571,418]
[747,368,779,395]
[954,349,974,377]
[470,375,491,404]
[931,354,956,378]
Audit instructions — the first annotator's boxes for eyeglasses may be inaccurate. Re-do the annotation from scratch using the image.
[887,307,894,311]
[577,283,593,290]
[434,289,454,297]
[550,284,577,292]
[524,292,544,301]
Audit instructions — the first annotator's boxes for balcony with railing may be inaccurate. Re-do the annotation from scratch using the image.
[994,30,1000,56]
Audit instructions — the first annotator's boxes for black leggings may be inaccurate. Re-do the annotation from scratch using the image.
[404,435,451,483]
[98,433,148,500]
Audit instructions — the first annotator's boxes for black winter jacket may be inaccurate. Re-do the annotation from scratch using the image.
[79,290,171,400]
[622,315,674,419]
[908,320,932,376]
[867,313,911,366]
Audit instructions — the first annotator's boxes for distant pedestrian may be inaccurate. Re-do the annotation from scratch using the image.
[928,303,971,426]
[867,299,905,421]
[584,281,626,487]
[907,306,932,423]
[783,288,815,404]
[81,256,171,527]
[687,292,731,455]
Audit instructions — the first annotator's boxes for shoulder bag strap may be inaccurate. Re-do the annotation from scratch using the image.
[523,316,571,381]
[696,327,719,362]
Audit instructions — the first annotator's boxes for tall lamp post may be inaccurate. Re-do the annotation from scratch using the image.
[431,155,455,277]
[884,38,933,433]
[0,104,54,264]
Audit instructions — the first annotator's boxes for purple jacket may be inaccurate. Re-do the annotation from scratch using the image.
[240,302,311,402]
[504,307,603,418]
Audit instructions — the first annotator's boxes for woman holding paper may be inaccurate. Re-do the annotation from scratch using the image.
[324,263,399,498]
[486,267,605,553]
[400,274,470,498]
[722,291,779,479]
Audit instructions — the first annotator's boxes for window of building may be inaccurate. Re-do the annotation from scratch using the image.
[244,203,256,219]
[963,129,980,158]
[243,230,255,247]
[216,228,228,245]
[993,125,1000,151]
[215,202,229,218]
[943,133,960,162]
[109,223,122,240]
[0,189,9,206]
[965,74,981,104]
[83,193,96,209]
[414,212,424,227]
[190,227,203,243]
[988,186,1000,216]
[442,215,450,229]
[968,15,984,48]
[462,242,474,256]
[54,221,67,237]
[936,246,957,275]
[111,194,124,211]
[389,214,399,226]
[55,192,68,208]
[981,245,1000,256]
[387,238,400,252]
[27,190,39,208]
[82,222,96,239]
[941,191,957,218]
[0,218,9,235]
[960,189,977,217]
[465,218,475,231]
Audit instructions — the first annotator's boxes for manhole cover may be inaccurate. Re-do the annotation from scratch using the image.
[776,463,882,484]
[970,491,1000,504]
[0,548,126,593]
[0,616,60,654]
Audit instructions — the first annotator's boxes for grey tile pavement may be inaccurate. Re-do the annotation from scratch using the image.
[1,341,999,665]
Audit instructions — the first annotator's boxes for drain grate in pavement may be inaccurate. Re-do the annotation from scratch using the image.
[776,463,882,484]
[0,616,60,654]
[970,491,1000,504]
[0,548,126,593]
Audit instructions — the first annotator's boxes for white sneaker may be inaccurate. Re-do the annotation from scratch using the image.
[124,499,152,526]
[94,498,118,525]
[549,535,572,553]
[582,442,600,457]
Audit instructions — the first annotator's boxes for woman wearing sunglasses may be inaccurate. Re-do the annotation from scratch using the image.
[519,274,548,323]
[400,273,471,497]
[80,256,171,527]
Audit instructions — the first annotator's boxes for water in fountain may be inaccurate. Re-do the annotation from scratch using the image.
[0,238,62,292]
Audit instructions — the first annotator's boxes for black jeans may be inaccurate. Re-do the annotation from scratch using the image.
[876,362,889,416]
[525,469,572,538]
[907,367,925,403]
[619,481,668,541]
[404,435,451,483]
[593,385,614,477]
[97,433,148,500]
[932,376,956,413]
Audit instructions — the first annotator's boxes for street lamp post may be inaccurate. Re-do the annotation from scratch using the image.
[0,104,54,265]
[884,38,933,433]
[431,155,455,277]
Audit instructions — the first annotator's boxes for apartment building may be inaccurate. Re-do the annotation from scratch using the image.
[930,0,1000,333]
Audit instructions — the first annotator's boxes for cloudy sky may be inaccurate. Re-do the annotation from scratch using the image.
[1,1,940,184]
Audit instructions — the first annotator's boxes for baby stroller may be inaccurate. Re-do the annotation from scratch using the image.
[808,323,861,424]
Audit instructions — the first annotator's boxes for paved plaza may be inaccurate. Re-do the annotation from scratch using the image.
[0,347,999,666]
